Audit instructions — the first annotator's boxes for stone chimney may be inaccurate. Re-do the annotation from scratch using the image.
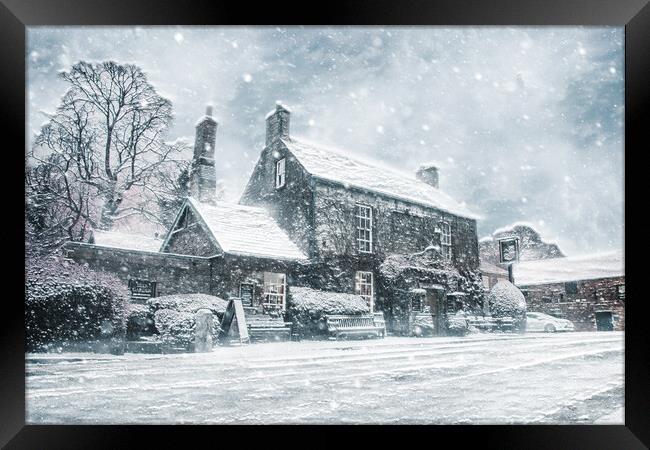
[189,106,218,204]
[265,102,291,146]
[416,163,439,189]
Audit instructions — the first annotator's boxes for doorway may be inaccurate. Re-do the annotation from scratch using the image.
[595,311,614,331]
[425,286,446,336]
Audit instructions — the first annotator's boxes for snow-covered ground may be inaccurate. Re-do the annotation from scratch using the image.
[26,331,624,424]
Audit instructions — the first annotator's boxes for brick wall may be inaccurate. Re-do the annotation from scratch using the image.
[519,276,625,331]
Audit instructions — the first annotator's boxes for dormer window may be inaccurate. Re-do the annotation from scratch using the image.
[440,221,452,260]
[275,158,286,189]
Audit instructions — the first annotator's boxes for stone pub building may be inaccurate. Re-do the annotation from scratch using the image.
[66,103,484,335]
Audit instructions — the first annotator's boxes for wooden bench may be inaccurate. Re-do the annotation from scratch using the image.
[324,314,385,339]
[245,314,292,342]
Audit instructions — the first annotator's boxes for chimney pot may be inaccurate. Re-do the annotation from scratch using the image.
[206,105,213,117]
[416,164,440,189]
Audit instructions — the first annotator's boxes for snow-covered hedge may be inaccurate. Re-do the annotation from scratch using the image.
[486,281,527,332]
[147,293,228,318]
[25,255,129,351]
[287,287,369,337]
[446,311,469,336]
[148,293,226,349]
[153,309,196,348]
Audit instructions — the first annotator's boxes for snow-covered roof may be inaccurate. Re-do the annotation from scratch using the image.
[418,161,442,170]
[187,197,307,260]
[513,251,624,286]
[282,138,479,219]
[91,230,163,252]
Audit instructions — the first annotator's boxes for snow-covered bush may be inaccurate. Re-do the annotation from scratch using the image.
[446,311,469,336]
[147,293,227,318]
[153,309,196,348]
[25,255,129,351]
[486,281,527,332]
[287,287,369,337]
[148,293,226,349]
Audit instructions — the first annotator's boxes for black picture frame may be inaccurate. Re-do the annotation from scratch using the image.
[2,0,647,448]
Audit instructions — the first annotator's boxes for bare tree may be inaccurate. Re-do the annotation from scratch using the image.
[27,61,187,247]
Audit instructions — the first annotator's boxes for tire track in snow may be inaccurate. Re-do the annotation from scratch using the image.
[27,339,621,400]
[25,334,621,386]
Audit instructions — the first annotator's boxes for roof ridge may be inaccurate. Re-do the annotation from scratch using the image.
[288,136,425,183]
[283,138,479,219]
[188,196,267,213]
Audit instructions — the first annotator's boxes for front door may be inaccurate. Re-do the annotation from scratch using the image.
[595,311,614,331]
[426,289,446,336]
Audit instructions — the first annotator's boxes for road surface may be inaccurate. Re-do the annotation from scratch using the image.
[26,331,624,424]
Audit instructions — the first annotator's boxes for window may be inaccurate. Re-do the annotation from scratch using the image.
[275,158,286,188]
[617,284,625,300]
[263,272,286,310]
[440,221,452,260]
[355,271,374,312]
[356,204,373,253]
[564,281,578,295]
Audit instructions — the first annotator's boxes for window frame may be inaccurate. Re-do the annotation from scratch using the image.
[262,272,286,311]
[355,271,374,312]
[275,157,286,189]
[355,203,373,253]
[439,220,452,260]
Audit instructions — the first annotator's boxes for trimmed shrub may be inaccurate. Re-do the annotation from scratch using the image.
[287,287,370,338]
[148,294,226,349]
[148,293,227,318]
[153,309,196,348]
[25,255,129,351]
[446,311,469,336]
[487,281,527,332]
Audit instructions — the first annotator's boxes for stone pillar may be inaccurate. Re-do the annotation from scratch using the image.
[194,309,213,352]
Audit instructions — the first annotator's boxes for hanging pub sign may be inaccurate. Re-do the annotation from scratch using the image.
[498,237,520,264]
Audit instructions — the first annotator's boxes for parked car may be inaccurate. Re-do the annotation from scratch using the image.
[526,312,575,332]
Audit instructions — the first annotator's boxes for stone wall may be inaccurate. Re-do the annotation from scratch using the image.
[164,224,220,257]
[65,243,213,300]
[313,182,480,271]
[211,254,296,310]
[519,276,625,331]
[239,143,315,256]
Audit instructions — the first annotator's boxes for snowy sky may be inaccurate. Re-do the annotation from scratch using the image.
[26,26,624,256]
